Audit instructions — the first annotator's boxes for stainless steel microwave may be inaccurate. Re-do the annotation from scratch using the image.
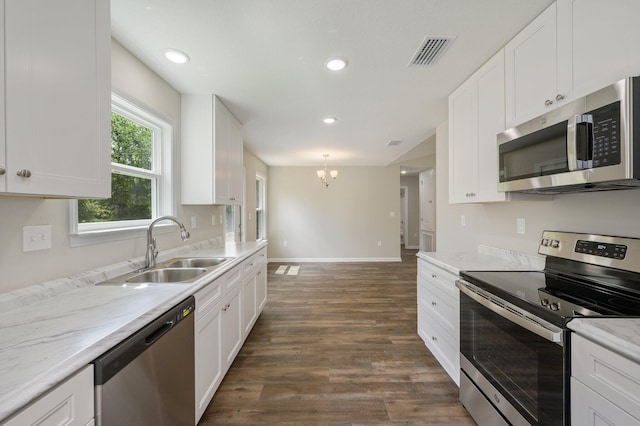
[497,77,640,194]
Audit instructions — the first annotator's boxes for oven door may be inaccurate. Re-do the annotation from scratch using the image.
[457,280,568,426]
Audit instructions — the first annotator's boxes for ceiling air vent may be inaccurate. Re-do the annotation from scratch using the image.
[387,140,403,147]
[409,36,456,67]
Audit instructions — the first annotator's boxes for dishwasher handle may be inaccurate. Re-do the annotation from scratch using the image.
[145,320,174,345]
[93,296,195,385]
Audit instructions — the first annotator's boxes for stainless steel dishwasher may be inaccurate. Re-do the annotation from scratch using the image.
[93,296,195,426]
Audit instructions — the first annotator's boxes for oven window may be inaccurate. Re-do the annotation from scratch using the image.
[460,292,565,425]
[499,120,569,182]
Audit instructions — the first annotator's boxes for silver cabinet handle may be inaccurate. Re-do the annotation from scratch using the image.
[555,94,564,101]
[0,167,5,175]
[16,169,32,178]
[431,301,437,306]
[465,192,476,197]
[544,99,553,106]
[431,336,438,342]
[431,274,437,278]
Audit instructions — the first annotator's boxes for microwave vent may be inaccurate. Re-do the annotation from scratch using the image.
[409,36,456,67]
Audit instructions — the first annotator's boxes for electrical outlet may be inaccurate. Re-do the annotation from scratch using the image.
[191,216,197,229]
[460,215,466,227]
[517,218,526,234]
[283,241,288,248]
[211,215,216,226]
[377,241,382,247]
[23,225,52,252]
[389,211,395,217]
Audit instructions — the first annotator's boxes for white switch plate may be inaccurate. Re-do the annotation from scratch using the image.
[283,241,288,248]
[517,218,526,234]
[377,240,382,247]
[389,211,395,217]
[460,215,466,227]
[23,225,52,252]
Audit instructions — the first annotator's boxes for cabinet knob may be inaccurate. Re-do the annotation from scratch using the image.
[16,169,32,178]
[544,99,554,106]
[555,94,565,101]
[0,167,5,175]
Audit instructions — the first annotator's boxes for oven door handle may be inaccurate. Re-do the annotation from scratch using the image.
[456,280,564,345]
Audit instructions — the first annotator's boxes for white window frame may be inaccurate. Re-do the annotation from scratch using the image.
[68,91,175,247]
[256,172,266,241]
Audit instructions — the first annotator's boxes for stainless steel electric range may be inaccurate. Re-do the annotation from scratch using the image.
[456,230,640,426]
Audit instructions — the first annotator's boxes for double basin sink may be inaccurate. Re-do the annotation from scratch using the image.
[97,257,234,286]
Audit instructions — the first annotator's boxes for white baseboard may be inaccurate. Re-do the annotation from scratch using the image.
[268,257,402,263]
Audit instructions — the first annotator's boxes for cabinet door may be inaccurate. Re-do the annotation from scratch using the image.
[195,303,223,421]
[221,287,243,371]
[505,3,558,128]
[5,365,94,426]
[228,115,244,205]
[242,273,257,337]
[571,378,640,426]
[213,98,230,204]
[4,0,110,198]
[256,266,267,313]
[557,0,630,101]
[448,76,478,203]
[476,50,506,202]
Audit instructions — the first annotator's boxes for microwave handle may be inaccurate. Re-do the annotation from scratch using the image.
[573,114,594,170]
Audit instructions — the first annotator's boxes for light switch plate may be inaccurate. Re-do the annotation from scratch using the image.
[23,225,52,252]
[517,218,526,234]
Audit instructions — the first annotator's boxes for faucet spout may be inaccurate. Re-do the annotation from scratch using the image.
[144,215,191,269]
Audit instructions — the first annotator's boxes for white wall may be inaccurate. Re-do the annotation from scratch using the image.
[435,120,640,255]
[0,40,225,294]
[267,166,401,261]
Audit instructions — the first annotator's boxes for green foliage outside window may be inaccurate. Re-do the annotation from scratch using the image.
[78,113,153,223]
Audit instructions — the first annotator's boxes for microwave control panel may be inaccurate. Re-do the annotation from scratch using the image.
[589,101,621,167]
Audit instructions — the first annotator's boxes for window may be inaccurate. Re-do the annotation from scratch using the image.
[69,92,174,246]
[256,173,266,240]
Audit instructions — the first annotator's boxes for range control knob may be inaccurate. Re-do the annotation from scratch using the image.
[551,240,560,248]
[550,302,560,311]
[540,299,550,307]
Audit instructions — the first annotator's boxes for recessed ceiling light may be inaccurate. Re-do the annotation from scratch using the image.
[325,57,348,71]
[163,48,190,64]
[401,170,407,174]
[323,117,337,124]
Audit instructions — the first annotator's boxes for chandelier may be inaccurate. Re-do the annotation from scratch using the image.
[316,154,338,188]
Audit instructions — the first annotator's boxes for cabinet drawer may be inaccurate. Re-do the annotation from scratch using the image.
[418,260,458,299]
[571,377,640,426]
[572,334,640,420]
[242,248,267,277]
[195,278,223,319]
[419,305,459,384]
[5,365,94,426]
[420,282,458,338]
[222,266,242,293]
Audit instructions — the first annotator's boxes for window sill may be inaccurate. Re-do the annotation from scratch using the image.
[69,223,177,247]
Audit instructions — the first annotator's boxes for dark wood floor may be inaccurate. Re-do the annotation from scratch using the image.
[198,248,474,425]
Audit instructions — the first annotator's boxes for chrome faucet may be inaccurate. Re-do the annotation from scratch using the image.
[145,216,191,269]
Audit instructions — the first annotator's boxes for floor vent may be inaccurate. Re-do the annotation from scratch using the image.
[409,36,456,67]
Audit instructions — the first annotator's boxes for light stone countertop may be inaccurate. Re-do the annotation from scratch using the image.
[0,240,267,422]
[568,318,640,363]
[417,244,546,275]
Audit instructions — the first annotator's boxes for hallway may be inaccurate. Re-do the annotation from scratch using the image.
[199,249,473,425]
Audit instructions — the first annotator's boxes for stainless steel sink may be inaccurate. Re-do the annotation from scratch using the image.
[163,257,233,269]
[126,267,208,283]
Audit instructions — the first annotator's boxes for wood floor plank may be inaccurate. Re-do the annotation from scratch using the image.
[198,248,474,425]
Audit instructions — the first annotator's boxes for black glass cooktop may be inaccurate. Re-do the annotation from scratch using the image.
[460,267,640,326]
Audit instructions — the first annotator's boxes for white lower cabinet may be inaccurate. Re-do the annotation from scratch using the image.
[4,365,94,426]
[571,333,640,425]
[194,248,267,422]
[417,258,460,385]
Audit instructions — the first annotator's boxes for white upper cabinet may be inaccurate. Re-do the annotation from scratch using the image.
[449,50,509,203]
[0,0,111,198]
[506,0,640,129]
[182,95,244,205]
[505,3,559,129]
